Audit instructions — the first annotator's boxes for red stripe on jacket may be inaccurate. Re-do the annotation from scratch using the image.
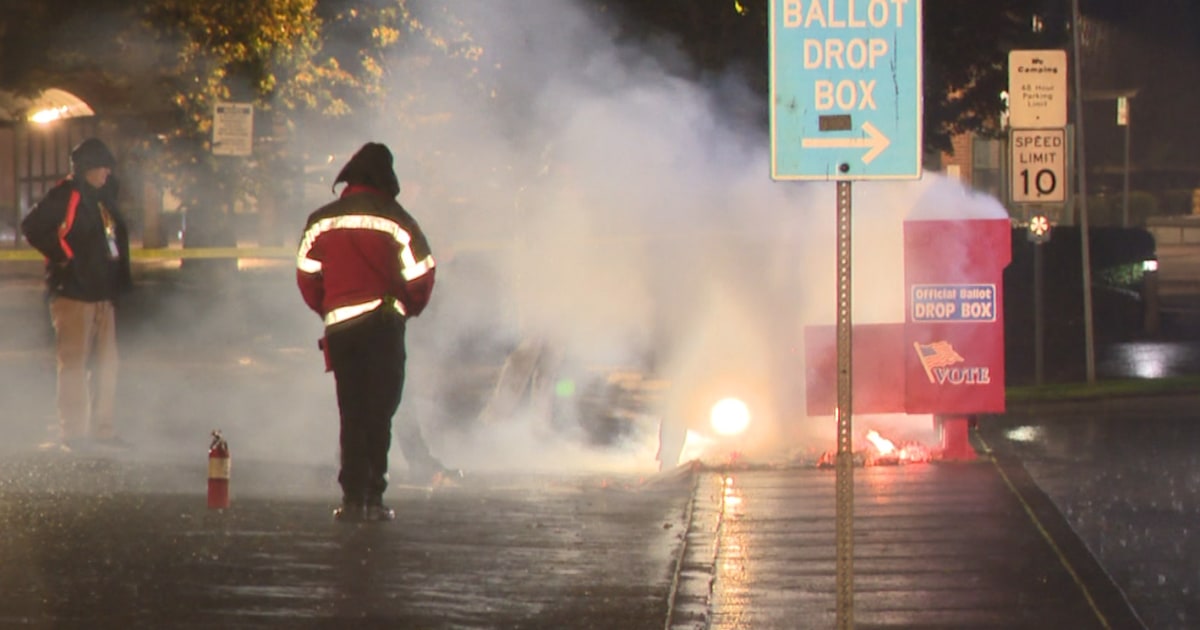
[57,190,81,260]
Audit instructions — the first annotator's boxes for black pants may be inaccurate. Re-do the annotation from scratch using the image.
[327,309,406,505]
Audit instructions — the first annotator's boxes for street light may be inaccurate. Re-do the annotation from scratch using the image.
[21,88,94,124]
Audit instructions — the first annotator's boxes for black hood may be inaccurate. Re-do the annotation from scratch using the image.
[70,138,116,176]
[334,142,401,198]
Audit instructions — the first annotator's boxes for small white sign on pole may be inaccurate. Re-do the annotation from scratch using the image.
[1008,50,1068,129]
[212,102,254,156]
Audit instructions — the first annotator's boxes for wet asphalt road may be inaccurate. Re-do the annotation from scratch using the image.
[981,396,1200,630]
[0,265,697,629]
[0,452,693,630]
[3,265,1200,627]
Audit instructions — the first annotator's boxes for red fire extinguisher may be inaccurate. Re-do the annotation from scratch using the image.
[208,430,231,510]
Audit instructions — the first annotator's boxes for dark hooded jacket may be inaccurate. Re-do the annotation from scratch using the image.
[21,143,132,302]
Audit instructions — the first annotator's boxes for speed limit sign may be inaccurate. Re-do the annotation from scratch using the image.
[1011,128,1066,203]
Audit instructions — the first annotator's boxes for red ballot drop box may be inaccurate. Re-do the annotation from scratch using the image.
[805,218,1012,459]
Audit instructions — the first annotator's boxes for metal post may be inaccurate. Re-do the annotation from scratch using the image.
[835,180,854,629]
[1071,0,1096,383]
[9,124,18,247]
[1034,240,1045,385]
[1122,102,1131,227]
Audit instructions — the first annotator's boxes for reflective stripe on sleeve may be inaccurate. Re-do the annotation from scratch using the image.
[297,257,322,274]
[402,254,435,281]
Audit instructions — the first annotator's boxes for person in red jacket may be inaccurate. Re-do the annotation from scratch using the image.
[296,142,449,522]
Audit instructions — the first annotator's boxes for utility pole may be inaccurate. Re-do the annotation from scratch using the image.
[1118,96,1131,227]
[1071,0,1096,384]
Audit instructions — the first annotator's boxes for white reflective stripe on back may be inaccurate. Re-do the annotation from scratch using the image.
[324,299,382,326]
[323,298,407,327]
[296,213,412,272]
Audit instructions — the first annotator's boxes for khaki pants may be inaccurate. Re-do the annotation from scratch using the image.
[49,297,118,440]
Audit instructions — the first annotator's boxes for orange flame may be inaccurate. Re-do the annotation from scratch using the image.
[816,428,934,468]
[865,430,895,455]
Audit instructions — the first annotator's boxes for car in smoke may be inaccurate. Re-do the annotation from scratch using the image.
[423,218,809,471]
[431,320,801,472]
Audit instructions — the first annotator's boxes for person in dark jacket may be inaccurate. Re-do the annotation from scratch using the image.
[296,142,452,522]
[21,137,132,452]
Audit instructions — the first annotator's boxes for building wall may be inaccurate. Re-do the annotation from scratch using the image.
[0,117,103,247]
[942,131,975,185]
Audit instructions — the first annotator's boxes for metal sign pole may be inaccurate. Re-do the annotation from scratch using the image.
[835,180,854,629]
[1070,0,1096,384]
[1035,239,1045,386]
[769,4,920,624]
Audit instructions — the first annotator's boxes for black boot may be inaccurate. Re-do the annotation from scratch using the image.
[364,496,395,522]
[333,494,365,522]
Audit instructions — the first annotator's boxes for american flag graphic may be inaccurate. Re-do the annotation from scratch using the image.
[914,341,964,382]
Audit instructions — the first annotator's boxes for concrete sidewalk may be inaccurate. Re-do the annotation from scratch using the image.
[670,461,1144,629]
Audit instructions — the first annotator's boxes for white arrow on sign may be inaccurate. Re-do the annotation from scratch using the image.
[801,122,892,164]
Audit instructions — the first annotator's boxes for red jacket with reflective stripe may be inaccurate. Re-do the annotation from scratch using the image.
[296,186,435,325]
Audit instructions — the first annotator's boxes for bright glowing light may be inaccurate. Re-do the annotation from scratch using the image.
[1143,259,1158,272]
[24,88,95,123]
[1005,426,1043,443]
[710,398,750,436]
[29,106,69,124]
[865,430,895,455]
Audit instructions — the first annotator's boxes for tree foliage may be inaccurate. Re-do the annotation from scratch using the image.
[131,0,335,231]
[133,0,484,242]
[598,0,1067,154]
[923,0,1067,150]
[0,0,483,246]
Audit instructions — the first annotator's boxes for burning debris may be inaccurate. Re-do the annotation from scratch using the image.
[815,428,934,468]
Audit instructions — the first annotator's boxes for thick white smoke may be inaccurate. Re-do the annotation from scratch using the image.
[230,0,1012,476]
[4,1,1012,489]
